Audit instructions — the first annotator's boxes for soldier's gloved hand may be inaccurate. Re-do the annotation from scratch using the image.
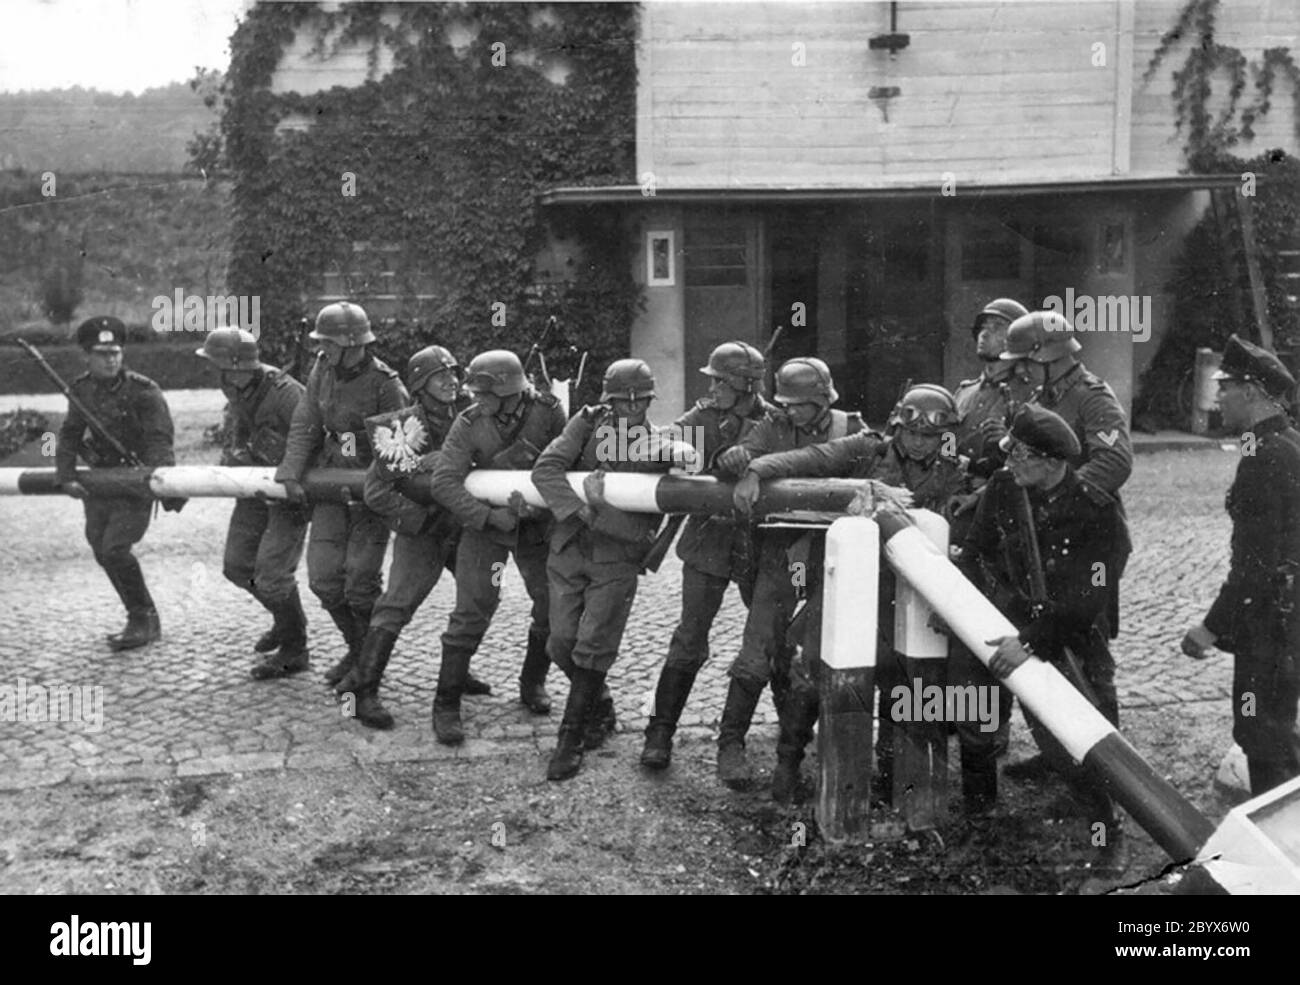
[733,470,761,516]
[161,497,188,513]
[61,481,89,500]
[986,635,1033,679]
[280,479,307,504]
[716,446,751,475]
[582,470,607,508]
[486,506,518,533]
[1181,622,1218,660]
[926,611,950,636]
[508,489,541,520]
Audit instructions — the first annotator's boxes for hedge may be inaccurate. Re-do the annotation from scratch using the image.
[0,342,218,394]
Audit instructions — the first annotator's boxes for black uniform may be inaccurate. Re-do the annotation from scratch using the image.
[957,466,1130,816]
[1203,414,1300,794]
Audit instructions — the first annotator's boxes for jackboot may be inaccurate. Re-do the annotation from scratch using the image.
[518,628,552,715]
[772,688,818,804]
[640,666,698,770]
[717,677,763,790]
[106,558,161,651]
[332,605,373,692]
[324,604,363,689]
[464,672,493,697]
[432,646,473,745]
[583,685,618,750]
[547,667,606,782]
[251,591,311,680]
[351,628,398,730]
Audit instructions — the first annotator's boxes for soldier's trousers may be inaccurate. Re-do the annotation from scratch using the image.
[664,563,752,675]
[546,538,639,674]
[441,524,550,656]
[305,501,389,612]
[1232,631,1300,795]
[84,497,154,614]
[371,526,454,636]
[728,531,806,688]
[222,498,307,606]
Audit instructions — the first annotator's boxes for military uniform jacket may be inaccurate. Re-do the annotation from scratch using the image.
[531,405,672,564]
[55,369,175,483]
[674,395,774,576]
[957,467,1129,654]
[430,389,567,545]
[1037,363,1133,496]
[363,395,472,536]
[1205,415,1300,655]
[734,406,866,467]
[275,354,408,481]
[220,365,304,467]
[953,368,1026,479]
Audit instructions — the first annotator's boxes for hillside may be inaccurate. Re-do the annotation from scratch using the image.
[0,83,217,175]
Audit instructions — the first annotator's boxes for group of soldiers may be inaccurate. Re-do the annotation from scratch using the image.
[51,298,1300,815]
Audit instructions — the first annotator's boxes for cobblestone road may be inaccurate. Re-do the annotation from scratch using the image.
[0,401,1240,792]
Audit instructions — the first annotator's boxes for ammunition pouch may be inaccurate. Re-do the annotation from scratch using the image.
[248,426,288,467]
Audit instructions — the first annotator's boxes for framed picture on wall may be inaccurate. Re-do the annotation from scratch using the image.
[647,230,675,286]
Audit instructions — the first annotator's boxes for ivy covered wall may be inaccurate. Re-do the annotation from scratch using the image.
[215,1,640,401]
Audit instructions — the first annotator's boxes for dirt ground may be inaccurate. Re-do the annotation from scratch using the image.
[0,700,1240,896]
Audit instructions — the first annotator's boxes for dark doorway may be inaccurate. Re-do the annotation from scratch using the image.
[683,214,759,406]
[768,214,819,368]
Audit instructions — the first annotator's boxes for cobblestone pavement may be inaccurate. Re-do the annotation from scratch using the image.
[0,414,1239,791]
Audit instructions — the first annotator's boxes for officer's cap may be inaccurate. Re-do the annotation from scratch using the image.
[1212,334,1296,399]
[998,403,1081,461]
[76,316,126,352]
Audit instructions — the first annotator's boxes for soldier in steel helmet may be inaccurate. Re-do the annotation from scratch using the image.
[640,341,775,771]
[1183,335,1300,795]
[955,403,1130,836]
[57,316,179,650]
[427,348,568,744]
[195,326,309,679]
[532,358,693,782]
[327,345,472,729]
[951,298,1031,481]
[275,302,408,682]
[710,356,864,791]
[732,384,965,801]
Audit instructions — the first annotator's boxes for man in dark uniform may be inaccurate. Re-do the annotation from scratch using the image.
[733,384,964,802]
[57,316,179,650]
[1183,334,1300,795]
[328,345,472,729]
[275,302,408,681]
[640,341,774,771]
[196,326,310,679]
[956,403,1130,833]
[711,357,865,790]
[532,358,689,782]
[951,298,1030,481]
[428,349,568,745]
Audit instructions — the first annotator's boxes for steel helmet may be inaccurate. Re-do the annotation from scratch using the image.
[1000,311,1082,363]
[407,345,460,393]
[889,384,959,435]
[195,326,260,370]
[971,298,1029,340]
[310,301,375,346]
[465,349,526,397]
[774,357,838,407]
[601,359,657,401]
[700,341,765,390]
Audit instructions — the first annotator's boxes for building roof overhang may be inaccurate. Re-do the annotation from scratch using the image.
[539,174,1244,207]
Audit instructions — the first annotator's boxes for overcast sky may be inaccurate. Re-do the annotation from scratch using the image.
[0,0,254,94]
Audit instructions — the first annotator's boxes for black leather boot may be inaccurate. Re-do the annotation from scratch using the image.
[548,668,605,782]
[106,557,161,651]
[717,677,763,790]
[352,628,398,730]
[583,685,618,750]
[324,604,363,689]
[432,646,473,745]
[772,688,818,804]
[640,666,697,770]
[251,591,311,680]
[518,628,552,714]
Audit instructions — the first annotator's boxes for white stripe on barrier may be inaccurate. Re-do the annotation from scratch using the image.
[822,517,879,670]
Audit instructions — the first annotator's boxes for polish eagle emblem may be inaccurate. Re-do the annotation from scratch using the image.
[371,412,429,474]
